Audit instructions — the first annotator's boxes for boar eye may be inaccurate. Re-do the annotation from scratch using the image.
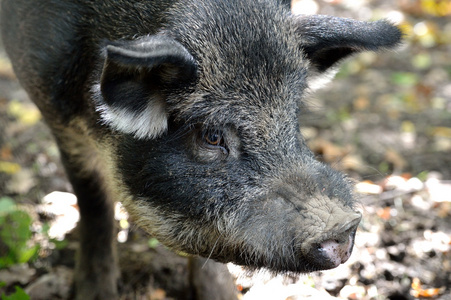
[202,129,228,154]
[205,132,221,145]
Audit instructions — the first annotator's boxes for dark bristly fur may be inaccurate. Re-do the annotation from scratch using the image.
[1,0,402,299]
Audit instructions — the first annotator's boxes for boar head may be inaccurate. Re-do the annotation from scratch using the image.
[94,0,401,273]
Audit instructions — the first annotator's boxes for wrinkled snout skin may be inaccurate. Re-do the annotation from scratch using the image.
[1,0,401,298]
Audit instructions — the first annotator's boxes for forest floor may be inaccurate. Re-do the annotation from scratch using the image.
[0,0,450,299]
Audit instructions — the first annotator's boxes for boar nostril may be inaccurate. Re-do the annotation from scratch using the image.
[319,236,352,267]
[319,226,357,267]
[310,211,361,269]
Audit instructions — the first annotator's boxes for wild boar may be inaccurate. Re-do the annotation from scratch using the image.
[1,0,402,299]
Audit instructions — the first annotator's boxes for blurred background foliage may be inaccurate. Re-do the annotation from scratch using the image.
[292,0,451,180]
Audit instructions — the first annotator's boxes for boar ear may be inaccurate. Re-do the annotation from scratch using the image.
[295,15,402,84]
[97,35,197,139]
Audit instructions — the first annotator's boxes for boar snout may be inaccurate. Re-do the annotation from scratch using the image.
[293,190,362,270]
[315,212,361,269]
[291,200,361,271]
[264,169,362,272]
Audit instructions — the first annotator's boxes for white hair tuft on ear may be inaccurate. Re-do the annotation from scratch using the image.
[96,97,168,140]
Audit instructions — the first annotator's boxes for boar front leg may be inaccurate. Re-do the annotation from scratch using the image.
[54,131,119,300]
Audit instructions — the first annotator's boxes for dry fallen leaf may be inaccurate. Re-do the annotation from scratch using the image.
[308,138,362,171]
[377,207,392,221]
[0,160,21,174]
[0,146,13,160]
[7,100,41,126]
[150,288,167,300]
[355,181,383,195]
[410,277,445,298]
